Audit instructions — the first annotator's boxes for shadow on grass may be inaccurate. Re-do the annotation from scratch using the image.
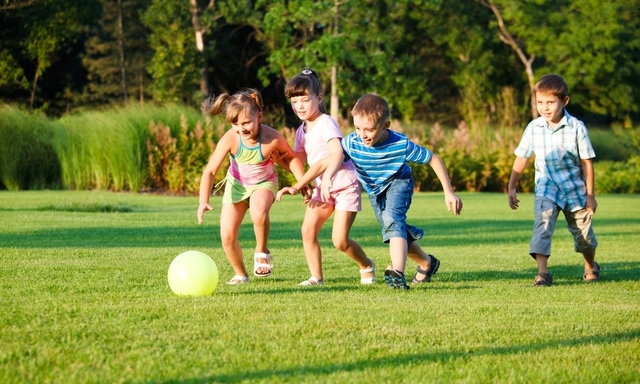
[159,328,640,383]
[433,261,640,284]
[0,219,536,249]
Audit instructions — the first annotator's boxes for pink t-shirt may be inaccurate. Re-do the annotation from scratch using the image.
[294,114,358,190]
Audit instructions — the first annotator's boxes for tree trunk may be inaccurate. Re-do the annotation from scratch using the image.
[480,0,538,119]
[29,61,39,111]
[117,0,128,102]
[330,0,340,122]
[189,0,210,96]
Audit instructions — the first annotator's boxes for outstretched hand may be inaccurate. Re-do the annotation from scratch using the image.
[197,203,214,224]
[445,191,463,215]
[276,187,299,201]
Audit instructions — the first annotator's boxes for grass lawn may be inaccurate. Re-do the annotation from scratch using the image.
[1,191,639,383]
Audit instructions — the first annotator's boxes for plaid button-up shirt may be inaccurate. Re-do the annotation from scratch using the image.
[514,110,596,212]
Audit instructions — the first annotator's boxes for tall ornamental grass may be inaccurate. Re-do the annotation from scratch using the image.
[55,104,210,191]
[1,102,639,194]
[0,105,61,190]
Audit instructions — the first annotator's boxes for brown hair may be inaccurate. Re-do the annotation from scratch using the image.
[284,68,327,114]
[351,93,390,127]
[533,74,569,100]
[201,88,264,123]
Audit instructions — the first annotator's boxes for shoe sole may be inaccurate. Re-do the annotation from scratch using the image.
[384,269,410,290]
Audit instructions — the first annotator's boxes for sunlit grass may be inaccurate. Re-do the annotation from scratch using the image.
[0,191,639,383]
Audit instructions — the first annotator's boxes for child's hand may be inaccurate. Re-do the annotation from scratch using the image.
[276,187,299,201]
[445,191,463,215]
[197,203,214,224]
[269,149,284,163]
[299,185,313,204]
[320,180,332,202]
[586,195,598,214]
[508,189,519,210]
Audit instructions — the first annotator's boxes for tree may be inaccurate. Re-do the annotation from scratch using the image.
[0,0,99,111]
[478,0,640,123]
[83,0,153,106]
[143,0,200,103]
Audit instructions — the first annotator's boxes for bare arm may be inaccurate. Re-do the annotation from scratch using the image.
[319,138,346,200]
[507,156,529,210]
[581,157,597,214]
[197,132,233,224]
[429,154,462,215]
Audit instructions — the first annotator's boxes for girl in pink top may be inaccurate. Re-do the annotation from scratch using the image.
[277,69,375,286]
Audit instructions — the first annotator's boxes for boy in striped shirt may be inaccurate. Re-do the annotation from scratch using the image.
[279,93,463,289]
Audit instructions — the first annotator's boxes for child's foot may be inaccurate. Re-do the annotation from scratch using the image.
[384,267,410,290]
[360,258,376,284]
[253,252,273,277]
[299,277,324,286]
[533,272,552,286]
[411,254,440,284]
[226,275,249,285]
[583,262,601,282]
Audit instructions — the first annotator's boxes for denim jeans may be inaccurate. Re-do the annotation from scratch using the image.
[368,177,424,245]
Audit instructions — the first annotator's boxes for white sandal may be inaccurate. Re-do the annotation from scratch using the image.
[253,252,273,277]
[299,277,324,286]
[226,275,249,285]
[360,259,376,284]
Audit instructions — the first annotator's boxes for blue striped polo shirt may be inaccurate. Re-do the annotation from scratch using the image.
[341,130,432,196]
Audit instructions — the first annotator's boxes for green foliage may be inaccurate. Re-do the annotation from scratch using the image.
[401,122,535,193]
[142,0,200,103]
[0,105,61,190]
[1,191,639,382]
[0,0,100,110]
[54,103,208,192]
[82,0,153,106]
[146,115,224,195]
[595,157,640,194]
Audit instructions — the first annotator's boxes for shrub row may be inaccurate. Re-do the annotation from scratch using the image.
[1,104,638,194]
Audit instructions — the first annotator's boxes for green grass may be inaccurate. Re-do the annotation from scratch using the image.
[1,191,638,383]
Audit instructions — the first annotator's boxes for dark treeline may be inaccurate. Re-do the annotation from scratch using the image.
[1,0,639,128]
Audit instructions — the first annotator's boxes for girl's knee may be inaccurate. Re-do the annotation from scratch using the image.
[332,236,349,252]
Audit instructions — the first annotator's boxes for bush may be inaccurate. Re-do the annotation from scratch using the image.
[1,102,637,194]
[595,157,640,194]
[146,115,225,194]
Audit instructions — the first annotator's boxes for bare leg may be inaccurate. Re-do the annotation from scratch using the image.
[301,200,333,281]
[407,241,433,280]
[220,202,249,277]
[332,209,373,279]
[389,237,408,273]
[535,253,549,274]
[583,250,598,279]
[249,189,274,275]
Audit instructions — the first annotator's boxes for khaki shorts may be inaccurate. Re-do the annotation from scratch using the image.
[529,196,598,258]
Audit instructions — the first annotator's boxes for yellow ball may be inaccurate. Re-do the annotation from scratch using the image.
[168,250,219,296]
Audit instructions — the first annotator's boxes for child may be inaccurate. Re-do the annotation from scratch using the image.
[277,68,375,286]
[508,74,599,286]
[197,88,306,284]
[281,93,462,290]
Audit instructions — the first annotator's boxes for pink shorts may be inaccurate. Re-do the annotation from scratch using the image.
[311,182,361,212]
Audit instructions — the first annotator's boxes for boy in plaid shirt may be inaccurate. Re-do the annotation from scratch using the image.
[508,74,599,286]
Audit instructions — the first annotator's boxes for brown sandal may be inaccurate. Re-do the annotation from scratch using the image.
[533,272,552,286]
[583,262,601,282]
